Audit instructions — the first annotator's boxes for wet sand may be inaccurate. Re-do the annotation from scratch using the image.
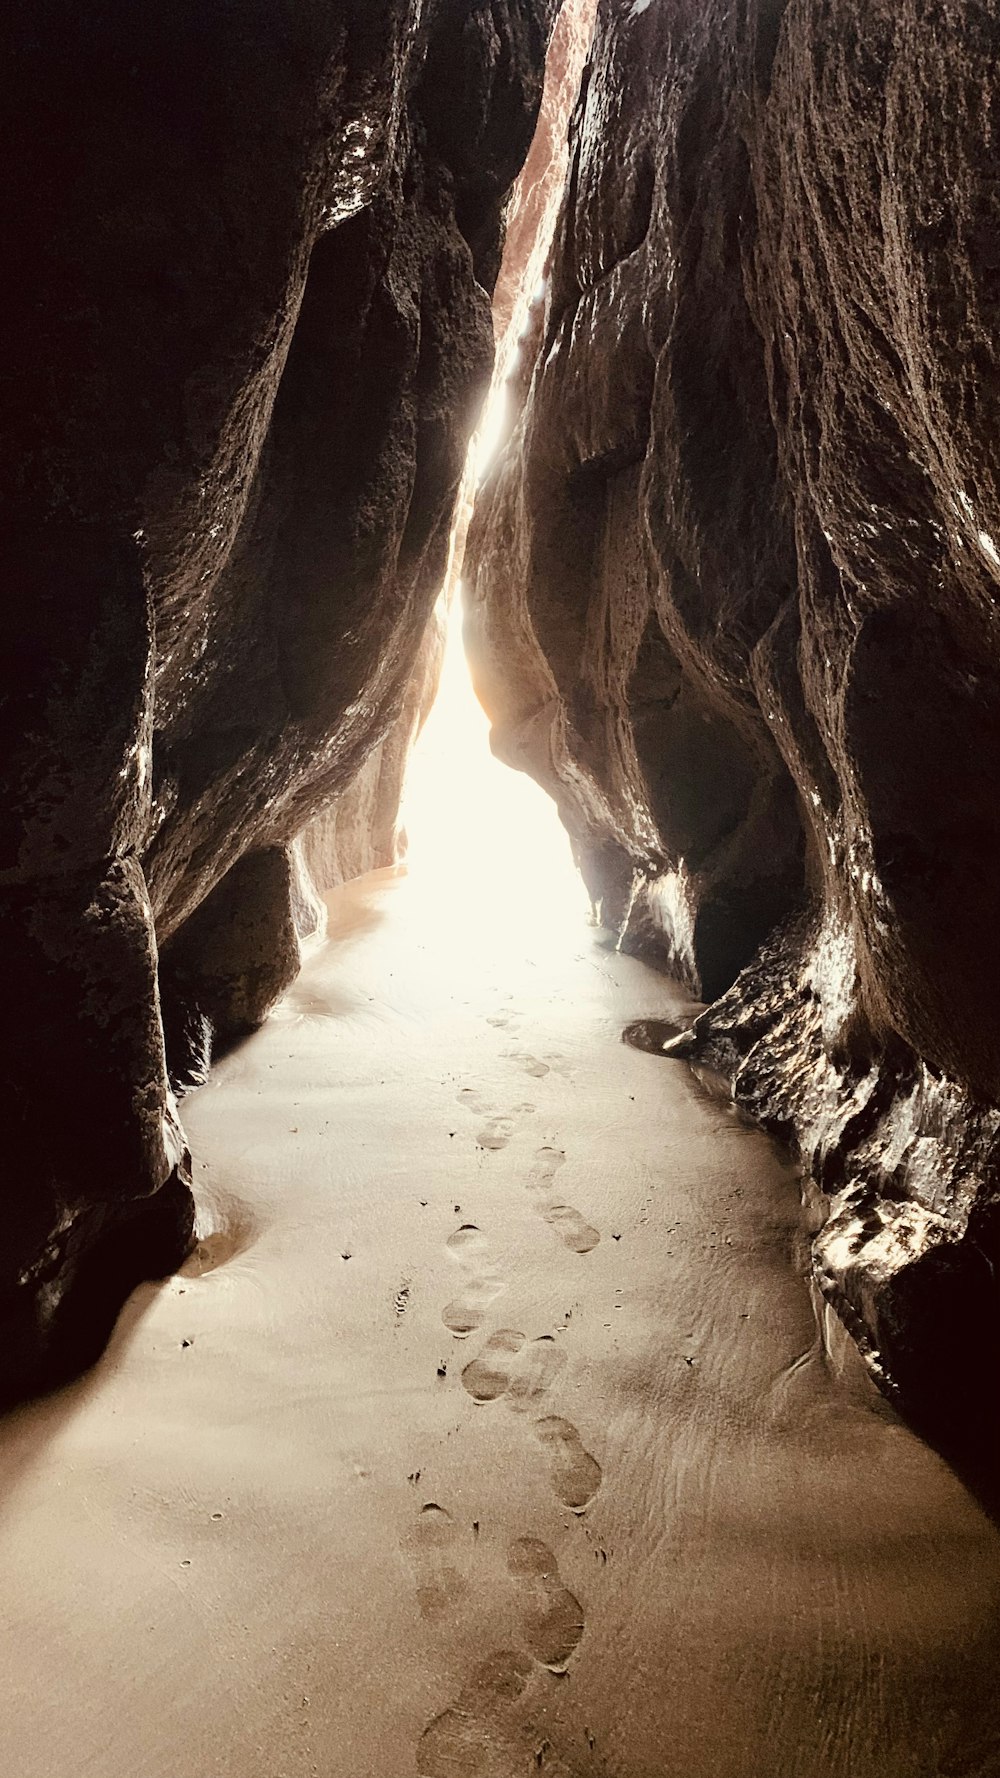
[2,635,1000,1777]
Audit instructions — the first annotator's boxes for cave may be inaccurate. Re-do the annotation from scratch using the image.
[4,1,1000,1772]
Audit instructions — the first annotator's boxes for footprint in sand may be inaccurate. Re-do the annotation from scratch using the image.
[403,1503,471,1621]
[529,1146,566,1187]
[506,1337,567,1411]
[461,1331,566,1407]
[533,1416,603,1513]
[457,1087,535,1153]
[416,1650,534,1778]
[442,1282,505,1337]
[507,1538,585,1673]
[505,1050,550,1079]
[477,1116,514,1152]
[527,1148,600,1253]
[457,1087,491,1116]
[446,1223,490,1259]
[461,1329,525,1401]
[442,1224,506,1338]
[542,1204,601,1254]
[505,1049,573,1080]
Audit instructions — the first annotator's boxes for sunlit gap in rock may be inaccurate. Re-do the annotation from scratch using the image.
[399,590,589,955]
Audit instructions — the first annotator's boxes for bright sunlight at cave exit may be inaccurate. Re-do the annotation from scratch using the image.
[399,591,590,941]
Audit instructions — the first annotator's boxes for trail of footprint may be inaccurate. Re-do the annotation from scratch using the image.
[403,1503,470,1621]
[417,1650,534,1778]
[462,1333,567,1408]
[442,1224,506,1338]
[542,1204,601,1254]
[507,1538,585,1674]
[461,1331,567,1407]
[457,1087,491,1115]
[533,1416,602,1513]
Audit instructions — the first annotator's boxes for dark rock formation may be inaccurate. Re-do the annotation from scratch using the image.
[1,0,555,1402]
[467,0,804,1001]
[467,0,1000,1446]
[158,846,304,1094]
[298,600,446,897]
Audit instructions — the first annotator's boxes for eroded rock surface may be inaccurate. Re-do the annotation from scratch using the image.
[298,599,446,898]
[491,0,600,380]
[1,0,554,1401]
[467,0,1000,1442]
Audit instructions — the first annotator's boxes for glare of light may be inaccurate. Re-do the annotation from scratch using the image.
[471,383,512,485]
[399,591,589,950]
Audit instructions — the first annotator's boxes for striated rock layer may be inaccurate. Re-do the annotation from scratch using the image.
[1,0,555,1402]
[466,0,1000,1446]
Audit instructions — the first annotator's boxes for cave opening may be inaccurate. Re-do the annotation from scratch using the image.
[399,590,588,953]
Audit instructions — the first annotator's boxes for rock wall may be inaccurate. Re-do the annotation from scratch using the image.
[298,599,447,897]
[466,0,1000,1448]
[491,0,601,381]
[1,0,555,1403]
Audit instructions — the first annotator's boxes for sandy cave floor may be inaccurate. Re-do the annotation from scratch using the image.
[2,630,1000,1777]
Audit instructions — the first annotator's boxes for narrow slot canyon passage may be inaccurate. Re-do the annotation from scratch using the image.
[2,612,1000,1778]
[8,1,1000,1772]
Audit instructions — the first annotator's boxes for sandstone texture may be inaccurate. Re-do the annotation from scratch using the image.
[466,0,1000,1445]
[1,0,555,1402]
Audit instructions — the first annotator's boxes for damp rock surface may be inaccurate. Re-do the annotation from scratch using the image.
[466,0,1000,1432]
[1,0,555,1400]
